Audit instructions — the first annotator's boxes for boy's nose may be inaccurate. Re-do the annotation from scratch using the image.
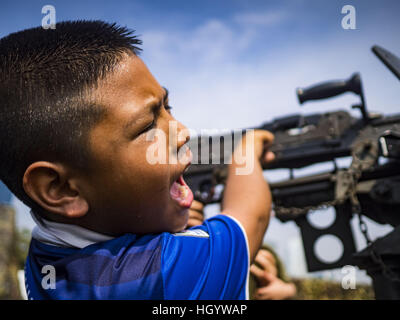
[177,122,190,149]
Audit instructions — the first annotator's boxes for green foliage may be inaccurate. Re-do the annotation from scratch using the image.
[14,228,31,270]
[0,205,22,299]
[292,278,375,300]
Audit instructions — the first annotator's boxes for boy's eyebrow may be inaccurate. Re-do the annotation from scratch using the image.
[150,87,169,115]
[149,87,169,115]
[162,87,169,103]
[124,87,170,132]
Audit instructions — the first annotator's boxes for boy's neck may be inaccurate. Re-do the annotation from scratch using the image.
[30,210,114,248]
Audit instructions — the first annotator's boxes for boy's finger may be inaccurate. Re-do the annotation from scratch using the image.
[190,200,204,212]
[254,129,274,141]
[187,218,203,228]
[188,210,204,221]
[263,151,276,163]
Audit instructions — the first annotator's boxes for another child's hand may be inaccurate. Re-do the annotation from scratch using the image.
[250,249,296,300]
[250,249,278,286]
[186,200,205,228]
[253,273,296,300]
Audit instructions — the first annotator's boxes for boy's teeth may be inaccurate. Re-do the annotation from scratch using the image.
[170,175,194,208]
[179,184,188,198]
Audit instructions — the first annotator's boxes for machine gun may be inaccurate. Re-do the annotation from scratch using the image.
[183,45,400,299]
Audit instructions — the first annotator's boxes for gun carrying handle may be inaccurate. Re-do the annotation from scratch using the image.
[297,81,344,104]
[297,73,361,104]
[297,73,369,122]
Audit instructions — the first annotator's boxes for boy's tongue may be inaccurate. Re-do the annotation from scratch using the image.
[170,175,193,208]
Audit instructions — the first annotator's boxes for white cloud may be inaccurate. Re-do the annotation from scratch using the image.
[233,10,289,27]
[140,17,400,133]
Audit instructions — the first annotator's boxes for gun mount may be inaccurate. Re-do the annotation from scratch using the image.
[183,45,400,299]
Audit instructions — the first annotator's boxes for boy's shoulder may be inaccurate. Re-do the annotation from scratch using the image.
[25,215,249,300]
[26,232,168,299]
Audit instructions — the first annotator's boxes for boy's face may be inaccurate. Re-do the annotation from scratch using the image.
[79,53,193,235]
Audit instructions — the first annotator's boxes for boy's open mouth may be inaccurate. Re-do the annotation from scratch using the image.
[170,175,193,208]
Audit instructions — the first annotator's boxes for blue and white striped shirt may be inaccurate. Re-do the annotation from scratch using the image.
[25,214,249,300]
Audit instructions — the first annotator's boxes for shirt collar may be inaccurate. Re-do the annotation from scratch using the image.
[30,210,114,249]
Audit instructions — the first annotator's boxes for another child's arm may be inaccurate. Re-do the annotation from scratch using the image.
[221,130,274,263]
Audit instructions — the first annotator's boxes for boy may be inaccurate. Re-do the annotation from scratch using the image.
[0,20,274,299]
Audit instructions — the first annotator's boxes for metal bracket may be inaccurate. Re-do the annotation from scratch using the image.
[295,202,357,272]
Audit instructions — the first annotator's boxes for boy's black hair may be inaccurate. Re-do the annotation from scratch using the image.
[0,20,142,213]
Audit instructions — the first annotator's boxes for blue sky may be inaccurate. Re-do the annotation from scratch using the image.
[1,0,399,277]
[1,0,399,131]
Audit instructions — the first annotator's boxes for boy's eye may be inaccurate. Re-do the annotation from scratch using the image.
[138,105,172,136]
[140,119,156,135]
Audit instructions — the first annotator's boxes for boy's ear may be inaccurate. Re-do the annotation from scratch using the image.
[22,161,89,218]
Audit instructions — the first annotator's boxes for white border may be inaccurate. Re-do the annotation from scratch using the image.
[225,214,250,300]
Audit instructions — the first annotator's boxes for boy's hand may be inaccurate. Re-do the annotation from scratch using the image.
[187,200,205,228]
[224,129,274,263]
[253,130,275,165]
[232,129,275,167]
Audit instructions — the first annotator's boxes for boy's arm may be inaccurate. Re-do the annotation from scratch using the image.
[221,130,274,263]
